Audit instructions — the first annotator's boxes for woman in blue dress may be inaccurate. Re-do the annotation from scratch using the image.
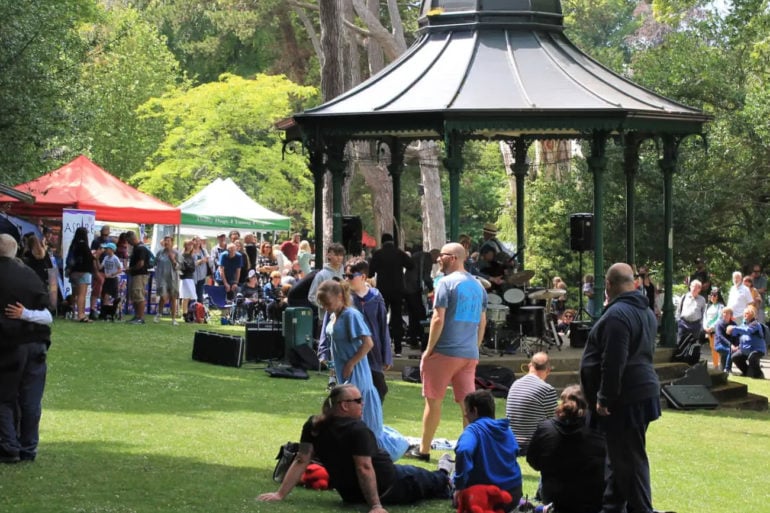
[316,279,407,461]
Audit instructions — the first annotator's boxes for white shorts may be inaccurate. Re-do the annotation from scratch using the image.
[179,278,197,300]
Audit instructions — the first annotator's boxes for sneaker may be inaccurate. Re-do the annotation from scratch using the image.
[327,378,337,391]
[89,311,99,321]
[394,353,402,358]
[154,313,161,323]
[437,453,455,476]
[172,320,179,326]
[406,446,430,462]
[128,318,145,325]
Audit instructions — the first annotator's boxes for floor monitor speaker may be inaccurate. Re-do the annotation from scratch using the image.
[192,331,244,368]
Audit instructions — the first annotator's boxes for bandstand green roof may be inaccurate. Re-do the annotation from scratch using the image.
[289,0,711,141]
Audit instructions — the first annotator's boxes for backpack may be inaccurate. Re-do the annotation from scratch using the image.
[186,301,208,323]
[143,245,156,269]
[672,333,701,365]
[474,364,516,397]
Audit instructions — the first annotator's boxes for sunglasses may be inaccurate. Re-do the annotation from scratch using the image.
[439,252,457,259]
[339,397,363,404]
[344,273,362,280]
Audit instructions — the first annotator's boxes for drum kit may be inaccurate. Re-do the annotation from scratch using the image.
[480,271,566,357]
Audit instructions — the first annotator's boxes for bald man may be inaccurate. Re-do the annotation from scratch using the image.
[410,242,487,461]
[504,352,557,455]
[580,263,661,513]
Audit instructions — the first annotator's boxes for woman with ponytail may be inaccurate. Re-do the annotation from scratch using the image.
[316,279,408,461]
[526,385,606,513]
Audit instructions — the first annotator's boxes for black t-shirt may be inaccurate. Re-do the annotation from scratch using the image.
[240,283,261,300]
[129,244,150,276]
[300,415,395,503]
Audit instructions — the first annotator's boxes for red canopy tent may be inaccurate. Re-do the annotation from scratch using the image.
[1,155,180,224]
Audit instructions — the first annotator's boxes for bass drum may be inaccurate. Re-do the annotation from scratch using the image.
[503,288,525,306]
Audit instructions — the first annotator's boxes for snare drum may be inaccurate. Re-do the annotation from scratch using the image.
[503,288,525,305]
[486,304,509,323]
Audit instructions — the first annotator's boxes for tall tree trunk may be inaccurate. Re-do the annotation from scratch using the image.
[319,0,347,249]
[416,141,446,251]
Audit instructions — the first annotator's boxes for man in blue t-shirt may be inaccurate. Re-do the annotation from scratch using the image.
[217,243,243,299]
[409,242,487,462]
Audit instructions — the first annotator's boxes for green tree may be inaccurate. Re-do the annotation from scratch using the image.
[0,0,97,183]
[135,73,319,230]
[71,6,185,179]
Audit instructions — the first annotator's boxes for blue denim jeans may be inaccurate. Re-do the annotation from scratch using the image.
[0,342,48,461]
[380,464,450,505]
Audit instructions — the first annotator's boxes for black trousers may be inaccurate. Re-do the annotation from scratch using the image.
[603,419,653,513]
[381,291,405,353]
[404,291,426,342]
[732,350,764,378]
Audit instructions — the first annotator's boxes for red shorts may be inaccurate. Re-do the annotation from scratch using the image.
[420,352,477,402]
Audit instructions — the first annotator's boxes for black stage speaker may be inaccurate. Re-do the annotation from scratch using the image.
[245,322,284,361]
[342,215,363,255]
[661,384,719,410]
[192,331,244,368]
[569,321,592,348]
[570,213,594,251]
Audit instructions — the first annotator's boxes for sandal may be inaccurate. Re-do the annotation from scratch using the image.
[78,317,92,323]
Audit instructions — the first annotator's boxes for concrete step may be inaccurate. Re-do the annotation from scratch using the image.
[710,381,748,402]
[719,392,768,411]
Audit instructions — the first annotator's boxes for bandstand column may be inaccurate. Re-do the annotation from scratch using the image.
[327,142,347,245]
[387,139,406,247]
[309,145,325,270]
[443,129,464,241]
[588,131,608,317]
[624,134,641,267]
[659,134,678,347]
[511,137,531,268]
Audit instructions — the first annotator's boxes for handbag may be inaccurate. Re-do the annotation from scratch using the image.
[272,442,299,483]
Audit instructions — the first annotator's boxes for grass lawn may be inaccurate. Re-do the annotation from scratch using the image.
[1,317,769,513]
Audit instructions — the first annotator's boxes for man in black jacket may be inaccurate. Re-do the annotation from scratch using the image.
[580,262,660,513]
[0,234,52,463]
[369,234,413,356]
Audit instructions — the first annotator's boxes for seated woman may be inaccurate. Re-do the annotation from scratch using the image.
[453,390,522,511]
[556,309,576,334]
[726,305,767,378]
[527,385,606,513]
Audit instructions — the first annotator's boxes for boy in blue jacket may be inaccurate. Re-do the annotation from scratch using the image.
[453,389,522,510]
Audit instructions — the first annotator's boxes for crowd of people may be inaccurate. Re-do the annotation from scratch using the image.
[254,255,665,513]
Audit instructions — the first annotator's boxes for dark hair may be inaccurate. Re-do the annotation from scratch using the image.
[311,384,356,434]
[349,259,369,276]
[463,389,495,419]
[327,242,345,256]
[381,233,394,244]
[555,385,587,421]
[72,226,90,246]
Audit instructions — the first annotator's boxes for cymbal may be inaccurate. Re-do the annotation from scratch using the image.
[476,276,492,289]
[507,270,535,285]
[528,288,567,300]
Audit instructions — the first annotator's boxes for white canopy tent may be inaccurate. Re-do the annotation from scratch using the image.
[152,177,291,250]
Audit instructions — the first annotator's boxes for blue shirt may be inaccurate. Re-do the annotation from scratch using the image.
[433,271,487,359]
[218,251,243,283]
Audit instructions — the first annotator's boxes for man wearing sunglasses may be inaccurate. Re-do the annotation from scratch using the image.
[257,384,452,512]
[410,242,487,461]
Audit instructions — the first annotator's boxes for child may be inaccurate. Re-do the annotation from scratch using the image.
[99,242,123,310]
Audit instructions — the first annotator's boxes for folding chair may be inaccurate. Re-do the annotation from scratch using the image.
[203,284,229,309]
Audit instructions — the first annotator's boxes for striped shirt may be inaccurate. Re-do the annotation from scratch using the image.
[505,374,558,451]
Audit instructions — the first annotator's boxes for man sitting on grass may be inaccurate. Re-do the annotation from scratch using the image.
[257,384,452,513]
